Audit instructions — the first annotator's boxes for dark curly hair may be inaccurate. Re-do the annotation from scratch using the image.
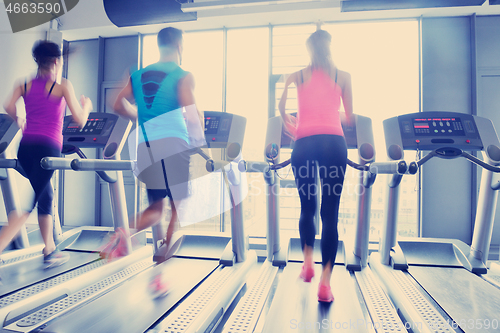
[32,40,62,70]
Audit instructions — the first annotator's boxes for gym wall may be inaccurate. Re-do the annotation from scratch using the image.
[63,35,138,227]
[421,15,500,258]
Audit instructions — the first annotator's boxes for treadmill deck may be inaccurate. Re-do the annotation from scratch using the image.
[34,257,219,333]
[410,266,500,333]
[262,263,375,333]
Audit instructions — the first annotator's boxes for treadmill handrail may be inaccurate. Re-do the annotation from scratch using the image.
[40,157,73,170]
[267,158,407,175]
[369,161,408,175]
[0,159,19,169]
[0,158,27,178]
[244,161,269,173]
[70,147,211,183]
[205,158,246,173]
[461,151,500,172]
[96,170,118,183]
[70,159,135,171]
[415,149,500,173]
[70,147,209,172]
[268,159,291,171]
[41,157,118,183]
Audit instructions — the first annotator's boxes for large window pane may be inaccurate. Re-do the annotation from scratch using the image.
[141,31,224,232]
[273,21,419,240]
[143,31,223,111]
[324,21,420,239]
[226,28,269,235]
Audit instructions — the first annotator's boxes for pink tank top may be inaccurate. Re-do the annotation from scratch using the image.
[23,78,66,148]
[295,69,343,140]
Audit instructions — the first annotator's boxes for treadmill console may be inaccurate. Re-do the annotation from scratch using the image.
[64,118,108,136]
[204,111,246,149]
[62,113,119,149]
[62,112,131,158]
[396,112,483,150]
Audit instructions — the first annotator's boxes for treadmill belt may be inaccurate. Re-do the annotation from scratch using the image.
[37,257,219,333]
[65,229,114,252]
[410,266,500,333]
[262,263,373,332]
[0,251,100,296]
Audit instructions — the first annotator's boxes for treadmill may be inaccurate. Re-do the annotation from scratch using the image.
[0,112,151,331]
[0,114,61,254]
[6,111,259,333]
[258,113,409,333]
[370,111,500,333]
[0,113,104,296]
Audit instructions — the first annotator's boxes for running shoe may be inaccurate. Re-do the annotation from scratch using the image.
[148,273,169,298]
[99,228,131,261]
[318,284,334,303]
[299,264,315,282]
[111,228,130,257]
[44,250,70,269]
[98,232,120,260]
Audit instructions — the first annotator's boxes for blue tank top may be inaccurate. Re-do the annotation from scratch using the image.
[131,62,189,144]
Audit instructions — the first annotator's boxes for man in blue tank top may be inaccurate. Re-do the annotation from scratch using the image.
[110,27,205,296]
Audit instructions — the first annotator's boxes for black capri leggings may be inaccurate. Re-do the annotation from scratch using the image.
[291,134,347,267]
[17,142,60,215]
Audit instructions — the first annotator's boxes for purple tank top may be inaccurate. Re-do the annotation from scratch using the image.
[22,78,66,148]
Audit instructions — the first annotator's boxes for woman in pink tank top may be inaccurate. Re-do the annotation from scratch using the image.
[0,41,92,269]
[278,29,354,303]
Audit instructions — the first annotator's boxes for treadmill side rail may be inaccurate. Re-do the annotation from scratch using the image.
[153,251,258,333]
[0,246,152,330]
[370,253,457,333]
[390,243,409,271]
[220,240,236,266]
[221,260,279,333]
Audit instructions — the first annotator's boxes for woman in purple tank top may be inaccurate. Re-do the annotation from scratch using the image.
[279,28,354,303]
[1,40,92,269]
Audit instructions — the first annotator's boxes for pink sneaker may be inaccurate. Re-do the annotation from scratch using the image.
[318,284,334,303]
[98,232,119,260]
[299,264,315,282]
[149,273,169,298]
[108,228,130,260]
[99,228,130,261]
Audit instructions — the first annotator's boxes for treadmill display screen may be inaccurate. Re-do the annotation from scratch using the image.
[64,118,107,135]
[205,116,221,134]
[412,117,465,136]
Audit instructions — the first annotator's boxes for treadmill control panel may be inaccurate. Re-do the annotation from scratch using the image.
[204,111,246,149]
[205,116,229,135]
[64,118,107,136]
[398,112,482,150]
[62,113,119,150]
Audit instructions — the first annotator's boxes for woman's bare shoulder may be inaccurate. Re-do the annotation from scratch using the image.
[335,69,351,88]
[336,69,351,80]
[290,66,312,86]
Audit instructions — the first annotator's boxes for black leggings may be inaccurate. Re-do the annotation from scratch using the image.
[17,142,60,215]
[291,135,347,267]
